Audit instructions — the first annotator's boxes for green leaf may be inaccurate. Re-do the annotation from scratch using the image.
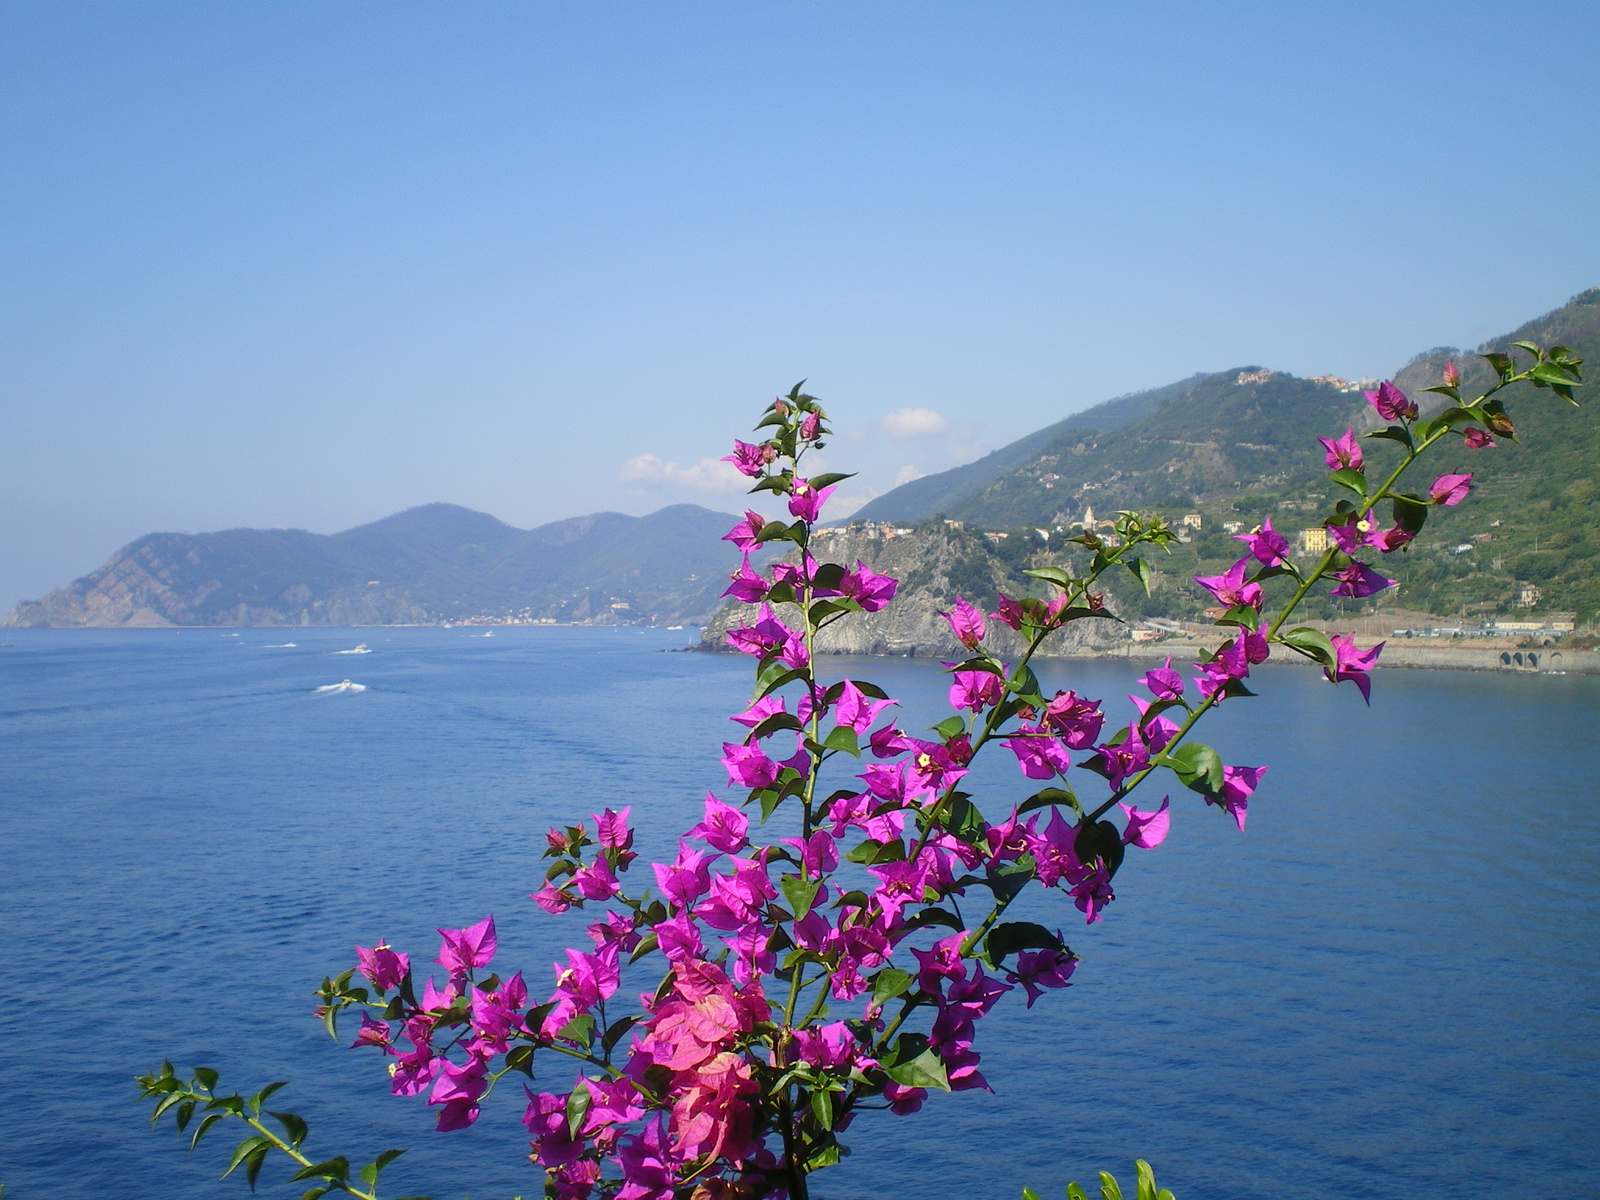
[812,562,847,591]
[1532,361,1582,388]
[1392,493,1429,534]
[1481,350,1514,379]
[1278,625,1335,669]
[174,1099,196,1133]
[223,1137,274,1181]
[193,1067,220,1092]
[806,472,856,490]
[884,1039,951,1091]
[1075,819,1127,878]
[871,967,914,1008]
[1099,1171,1125,1200]
[1010,662,1045,705]
[1022,565,1076,592]
[932,715,965,740]
[1164,741,1223,797]
[358,1149,406,1188]
[1022,1190,1044,1200]
[267,1111,308,1148]
[749,711,805,741]
[287,1158,350,1184]
[558,1014,596,1048]
[299,1189,329,1200]
[780,874,822,920]
[565,1083,592,1140]
[1067,1185,1091,1200]
[602,1015,640,1056]
[754,664,808,701]
[1135,1160,1158,1200]
[983,921,1067,968]
[823,725,860,757]
[1328,466,1367,497]
[896,906,962,933]
[244,1145,270,1192]
[1017,786,1079,816]
[1364,426,1412,448]
[191,1111,229,1150]
[504,1044,536,1076]
[941,793,987,843]
[810,1087,834,1130]
[1125,557,1154,597]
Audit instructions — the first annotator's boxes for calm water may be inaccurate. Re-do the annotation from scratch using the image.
[1,627,1596,1200]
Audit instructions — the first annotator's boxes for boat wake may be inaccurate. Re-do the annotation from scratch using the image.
[312,679,366,695]
[264,643,297,648]
[333,643,371,655]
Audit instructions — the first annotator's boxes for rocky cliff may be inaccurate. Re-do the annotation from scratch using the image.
[700,525,1128,658]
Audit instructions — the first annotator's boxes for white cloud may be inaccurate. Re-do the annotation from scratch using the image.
[894,465,925,486]
[881,407,948,438]
[617,454,746,494]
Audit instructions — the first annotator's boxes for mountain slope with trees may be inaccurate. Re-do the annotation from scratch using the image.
[844,288,1600,622]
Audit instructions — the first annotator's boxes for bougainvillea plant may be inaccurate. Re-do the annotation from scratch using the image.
[141,341,1582,1200]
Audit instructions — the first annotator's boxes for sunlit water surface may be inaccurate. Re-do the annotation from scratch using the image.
[1,627,1595,1200]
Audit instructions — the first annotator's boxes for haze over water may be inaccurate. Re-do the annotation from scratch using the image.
[1,627,1595,1199]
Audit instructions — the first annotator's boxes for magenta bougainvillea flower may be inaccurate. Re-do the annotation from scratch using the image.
[1365,380,1417,422]
[1463,427,1496,449]
[800,412,822,441]
[1234,516,1289,566]
[787,478,835,523]
[1330,560,1396,598]
[948,667,1004,713]
[1443,359,1461,386]
[689,793,751,853]
[729,694,785,729]
[722,440,769,477]
[1209,764,1267,831]
[723,558,768,603]
[1119,797,1171,848]
[938,595,987,650]
[1139,657,1185,702]
[1042,690,1104,747]
[355,941,409,991]
[720,510,767,553]
[435,916,496,978]
[720,742,782,789]
[1327,634,1384,703]
[837,561,898,611]
[834,680,894,734]
[1005,723,1072,779]
[723,604,799,659]
[1317,427,1364,471]
[1429,472,1474,506]
[1006,946,1077,1007]
[652,844,718,911]
[1195,557,1264,610]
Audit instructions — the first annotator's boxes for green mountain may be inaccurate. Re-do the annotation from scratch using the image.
[3,503,742,628]
[844,288,1600,622]
[850,374,1207,523]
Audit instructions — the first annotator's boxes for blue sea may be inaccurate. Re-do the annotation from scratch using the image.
[1,626,1596,1200]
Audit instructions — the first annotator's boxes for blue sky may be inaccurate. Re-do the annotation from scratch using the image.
[3,1,1598,608]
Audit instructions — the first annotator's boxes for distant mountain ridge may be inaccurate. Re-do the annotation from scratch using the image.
[4,503,742,628]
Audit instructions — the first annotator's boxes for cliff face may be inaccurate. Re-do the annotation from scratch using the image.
[700,525,1128,658]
